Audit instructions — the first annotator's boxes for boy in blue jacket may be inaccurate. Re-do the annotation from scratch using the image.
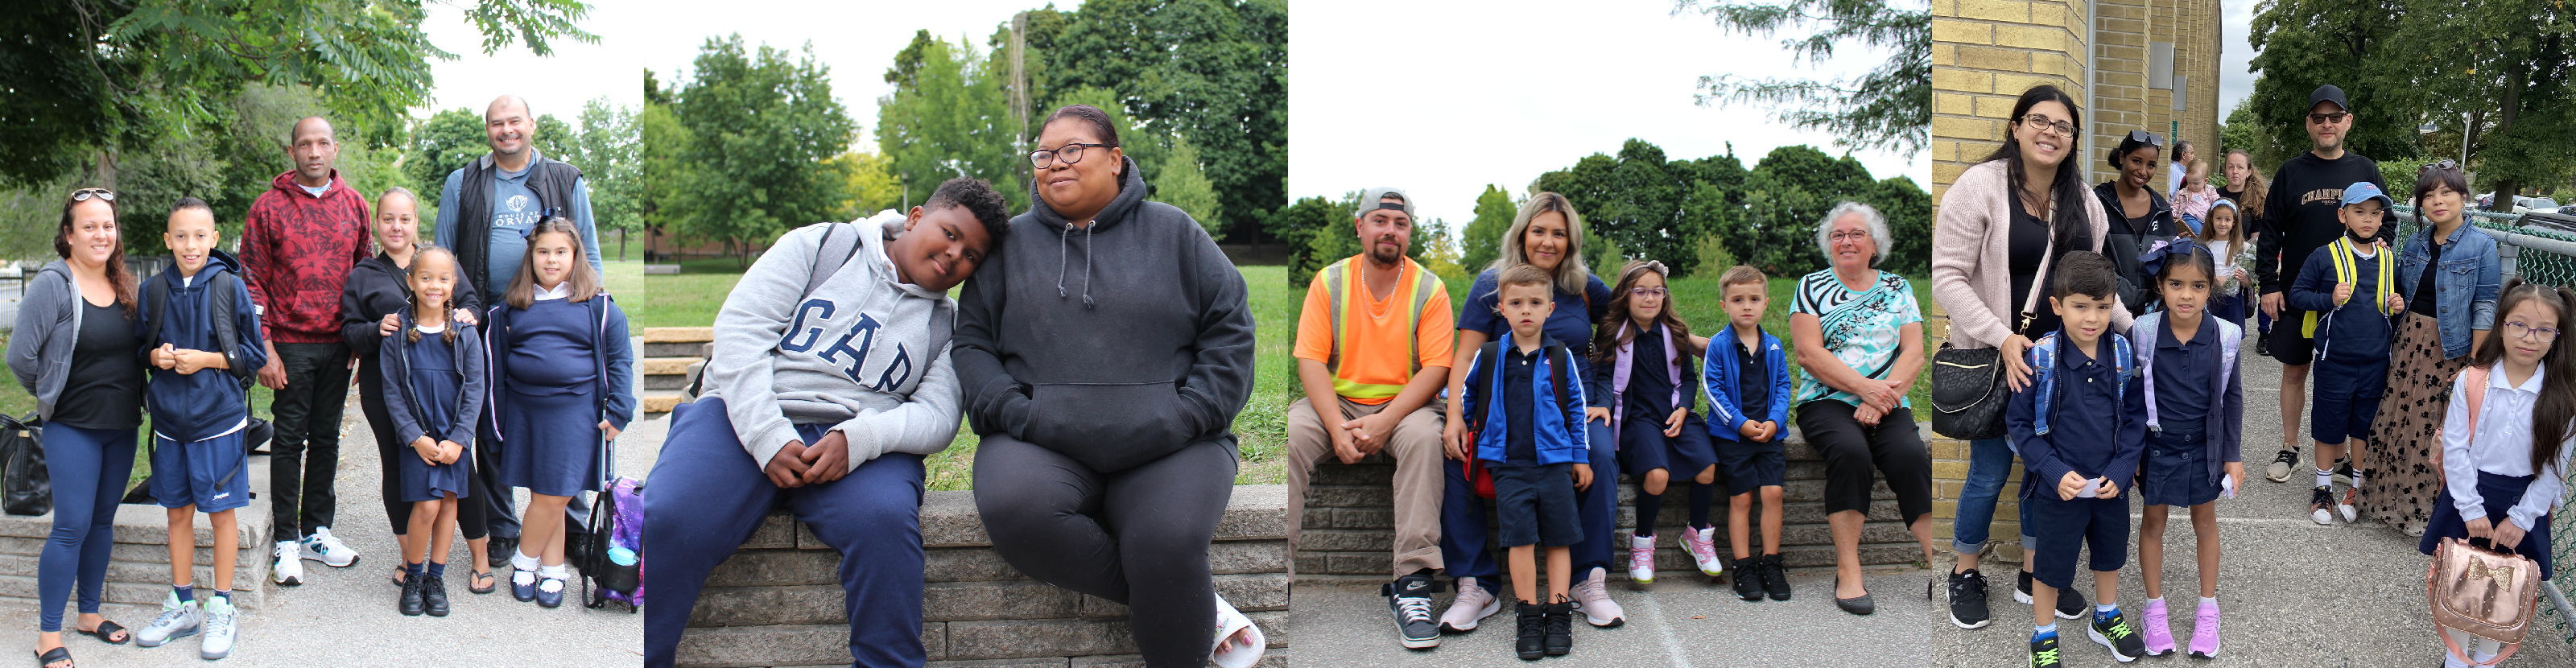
[1460,265,1591,661]
[2010,251,2148,666]
[131,198,266,660]
[1703,266,1792,601]
[2285,181,2401,526]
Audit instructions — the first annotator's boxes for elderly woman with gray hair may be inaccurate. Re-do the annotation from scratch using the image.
[1788,201,1943,616]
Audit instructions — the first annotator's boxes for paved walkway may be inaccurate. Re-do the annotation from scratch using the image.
[0,347,663,666]
[1294,353,2576,666]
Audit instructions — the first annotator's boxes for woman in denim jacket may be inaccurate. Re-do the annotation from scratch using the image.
[2363,161,2500,535]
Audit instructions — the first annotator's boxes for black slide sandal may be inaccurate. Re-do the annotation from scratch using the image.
[32,647,71,668]
[72,621,126,645]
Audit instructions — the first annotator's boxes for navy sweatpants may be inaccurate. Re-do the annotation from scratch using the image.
[38,423,135,632]
[1442,421,1619,588]
[641,398,928,668]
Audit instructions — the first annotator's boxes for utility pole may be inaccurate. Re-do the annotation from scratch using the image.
[1011,11,1031,149]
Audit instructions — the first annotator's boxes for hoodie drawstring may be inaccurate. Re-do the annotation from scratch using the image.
[1055,222,1098,309]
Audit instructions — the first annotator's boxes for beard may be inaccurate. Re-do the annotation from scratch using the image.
[1368,241,1405,266]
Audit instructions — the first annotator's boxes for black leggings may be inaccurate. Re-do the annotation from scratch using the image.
[1794,401,1935,525]
[360,361,489,544]
[972,435,1236,668]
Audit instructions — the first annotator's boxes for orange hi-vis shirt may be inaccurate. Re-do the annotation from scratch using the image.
[1293,255,1456,404]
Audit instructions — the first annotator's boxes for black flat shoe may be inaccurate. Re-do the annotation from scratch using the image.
[399,568,427,616]
[1834,578,1875,615]
[468,568,497,595]
[72,621,126,645]
[32,647,70,668]
[422,572,451,616]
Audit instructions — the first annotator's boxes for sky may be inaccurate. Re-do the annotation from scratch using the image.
[2220,0,2256,117]
[1290,0,1929,228]
[414,1,654,121]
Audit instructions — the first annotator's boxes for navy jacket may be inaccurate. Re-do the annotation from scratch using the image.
[1463,333,1589,465]
[2286,242,2397,364]
[2009,332,2146,497]
[135,250,268,443]
[1703,324,1790,441]
[481,291,637,445]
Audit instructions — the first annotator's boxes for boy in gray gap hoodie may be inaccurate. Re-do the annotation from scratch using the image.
[639,178,1008,668]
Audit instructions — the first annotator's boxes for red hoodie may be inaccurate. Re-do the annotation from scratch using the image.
[243,170,374,344]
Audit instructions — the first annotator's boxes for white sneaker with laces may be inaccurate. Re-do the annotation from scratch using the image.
[1571,567,1626,627]
[134,592,200,647]
[1439,577,1501,633]
[299,527,359,567]
[270,541,303,586]
[1627,534,1657,583]
[1681,526,1725,578]
[199,595,237,660]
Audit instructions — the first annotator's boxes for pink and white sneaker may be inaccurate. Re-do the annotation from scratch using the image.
[1680,526,1725,578]
[1627,534,1657,583]
[2139,598,2177,656]
[2188,600,2221,658]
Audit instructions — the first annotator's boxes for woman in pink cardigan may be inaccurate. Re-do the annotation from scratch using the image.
[1926,84,2133,631]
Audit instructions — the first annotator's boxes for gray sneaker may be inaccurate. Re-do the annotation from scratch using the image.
[200,595,237,660]
[134,592,200,647]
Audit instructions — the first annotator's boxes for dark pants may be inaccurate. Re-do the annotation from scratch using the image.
[1441,423,1620,588]
[973,433,1236,668]
[270,341,350,542]
[1794,401,1934,524]
[38,423,135,632]
[642,399,928,668]
[361,359,487,542]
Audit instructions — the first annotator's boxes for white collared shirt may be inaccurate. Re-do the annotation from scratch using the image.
[2441,365,2575,530]
[535,282,572,302]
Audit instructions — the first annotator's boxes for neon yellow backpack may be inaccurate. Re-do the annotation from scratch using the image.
[2302,236,2394,338]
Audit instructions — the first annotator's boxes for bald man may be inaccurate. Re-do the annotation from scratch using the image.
[241,115,374,587]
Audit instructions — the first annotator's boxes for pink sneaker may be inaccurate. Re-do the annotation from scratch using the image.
[2188,600,2221,658]
[2139,599,2176,656]
[1679,526,1724,577]
[1627,534,1657,583]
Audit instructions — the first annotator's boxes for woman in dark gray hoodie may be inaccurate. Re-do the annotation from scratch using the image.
[957,105,1263,667]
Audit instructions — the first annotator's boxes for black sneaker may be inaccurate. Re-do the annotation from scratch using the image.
[1730,557,1764,600]
[1760,554,1792,600]
[2014,571,2086,619]
[2030,633,2065,667]
[2089,608,2146,661]
[1542,600,1574,657]
[422,572,450,617]
[1515,601,1546,661]
[486,535,519,571]
[2264,448,2300,483]
[1947,569,1992,629]
[2254,334,2268,356]
[2333,459,2357,488]
[1381,573,1443,649]
[398,568,425,616]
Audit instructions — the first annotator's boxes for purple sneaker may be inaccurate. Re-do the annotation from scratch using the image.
[2187,600,2221,658]
[2140,599,2176,656]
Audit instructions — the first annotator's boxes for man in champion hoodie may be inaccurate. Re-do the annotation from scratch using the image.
[241,116,374,584]
[959,105,1258,667]
[641,178,1009,668]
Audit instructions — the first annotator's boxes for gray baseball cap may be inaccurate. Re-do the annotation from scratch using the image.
[1356,187,1415,220]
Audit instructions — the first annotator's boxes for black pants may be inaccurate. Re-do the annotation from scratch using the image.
[1793,401,1934,525]
[270,341,351,542]
[360,359,488,542]
[972,434,1236,668]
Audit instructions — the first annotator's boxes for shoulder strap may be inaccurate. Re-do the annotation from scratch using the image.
[2135,316,2161,428]
[145,275,171,351]
[803,223,865,301]
[2461,365,2491,443]
[208,270,251,392]
[1547,344,1574,414]
[1468,340,1505,427]
[2019,221,2057,332]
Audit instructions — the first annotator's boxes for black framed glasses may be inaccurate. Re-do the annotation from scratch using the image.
[2308,111,2351,125]
[2018,114,2075,138]
[1029,142,1114,168]
[2421,159,2462,173]
[2125,130,2165,147]
[70,188,114,202]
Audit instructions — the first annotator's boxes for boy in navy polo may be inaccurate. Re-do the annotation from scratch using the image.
[2285,181,2401,526]
[2009,251,2149,666]
[1460,265,1591,661]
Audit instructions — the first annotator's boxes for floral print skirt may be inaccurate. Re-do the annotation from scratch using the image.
[2362,312,2463,537]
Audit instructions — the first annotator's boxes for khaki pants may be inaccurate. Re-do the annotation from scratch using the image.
[1286,395,1447,577]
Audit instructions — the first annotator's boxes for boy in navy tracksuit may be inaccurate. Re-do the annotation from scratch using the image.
[131,199,266,660]
[2010,251,2148,666]
[1460,266,1592,661]
[2285,181,2400,525]
[1703,266,1793,601]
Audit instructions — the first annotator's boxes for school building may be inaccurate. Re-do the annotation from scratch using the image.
[1928,0,2225,204]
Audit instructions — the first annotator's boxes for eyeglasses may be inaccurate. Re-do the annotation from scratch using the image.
[70,188,114,202]
[2018,115,2075,138]
[1828,230,1872,242]
[2125,130,2165,147]
[2308,112,2351,125]
[1028,142,1114,168]
[2421,159,2461,173]
[1628,287,1668,299]
[2504,320,2561,342]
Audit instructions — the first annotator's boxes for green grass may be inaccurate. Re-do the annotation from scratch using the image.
[0,331,276,489]
[631,259,743,330]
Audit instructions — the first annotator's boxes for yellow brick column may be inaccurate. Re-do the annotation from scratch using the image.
[1930,0,2090,207]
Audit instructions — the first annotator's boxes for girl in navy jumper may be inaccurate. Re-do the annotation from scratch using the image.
[2128,241,2244,659]
[488,219,634,608]
[379,247,484,616]
[2421,278,2575,667]
[1583,260,1719,588]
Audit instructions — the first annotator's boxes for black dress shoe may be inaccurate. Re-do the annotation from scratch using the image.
[422,573,450,616]
[1834,578,1874,615]
[398,570,426,616]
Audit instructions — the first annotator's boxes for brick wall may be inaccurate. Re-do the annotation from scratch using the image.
[1930,0,2091,204]
[0,456,274,609]
[676,487,1291,668]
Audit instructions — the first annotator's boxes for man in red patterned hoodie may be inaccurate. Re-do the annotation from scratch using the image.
[242,115,374,587]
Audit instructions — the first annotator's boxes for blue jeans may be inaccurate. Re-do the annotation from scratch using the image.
[39,423,136,632]
[1950,437,2033,560]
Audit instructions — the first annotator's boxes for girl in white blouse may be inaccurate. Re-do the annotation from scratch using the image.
[2422,278,2576,668]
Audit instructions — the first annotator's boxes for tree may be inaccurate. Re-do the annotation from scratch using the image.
[1872,175,1934,276]
[665,35,856,262]
[877,31,1029,214]
[1274,195,1341,287]
[1675,0,1929,157]
[1155,135,1226,234]
[637,99,685,258]
[559,98,642,259]
[1459,185,1519,272]
[1533,140,1712,277]
[828,150,904,218]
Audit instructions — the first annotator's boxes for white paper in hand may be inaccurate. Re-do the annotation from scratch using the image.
[2221,475,2238,499]
[2077,476,2104,499]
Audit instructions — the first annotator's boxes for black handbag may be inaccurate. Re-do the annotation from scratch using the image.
[1929,233,2055,441]
[2,413,52,516]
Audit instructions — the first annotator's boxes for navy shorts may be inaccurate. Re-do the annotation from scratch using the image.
[1715,431,1786,493]
[1616,414,1716,481]
[2309,358,2388,444]
[2027,491,2129,590]
[1491,462,1583,548]
[151,429,250,513]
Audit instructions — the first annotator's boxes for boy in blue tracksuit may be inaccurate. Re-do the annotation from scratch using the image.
[130,199,266,660]
[1459,266,1591,661]
[2010,251,2148,666]
[2285,181,2400,526]
[1703,266,1792,601]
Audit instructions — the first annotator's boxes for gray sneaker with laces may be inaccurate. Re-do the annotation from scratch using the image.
[134,592,200,647]
[200,595,237,660]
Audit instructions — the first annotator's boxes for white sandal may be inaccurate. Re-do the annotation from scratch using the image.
[1210,594,1267,668]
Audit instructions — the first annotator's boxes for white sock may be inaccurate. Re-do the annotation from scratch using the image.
[539,563,571,580]
[510,550,541,572]
[2096,603,2117,613]
[2198,596,2218,607]
[2145,596,2164,607]
[2315,468,2333,489]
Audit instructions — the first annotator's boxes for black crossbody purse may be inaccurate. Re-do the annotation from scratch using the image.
[1929,227,2053,440]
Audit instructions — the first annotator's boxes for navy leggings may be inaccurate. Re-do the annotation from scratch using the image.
[39,423,136,632]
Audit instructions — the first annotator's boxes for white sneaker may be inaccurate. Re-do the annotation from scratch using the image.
[299,527,360,567]
[1571,567,1626,627]
[1439,577,1501,633]
[271,541,303,586]
[2337,487,2359,523]
[1627,534,1657,583]
[200,595,237,660]
[134,592,200,647]
[1680,525,1725,578]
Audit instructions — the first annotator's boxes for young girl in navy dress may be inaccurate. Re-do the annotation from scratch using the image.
[380,246,484,616]
[1584,260,1723,587]
[488,218,634,608]
[2421,278,2575,668]
[2128,241,2244,659]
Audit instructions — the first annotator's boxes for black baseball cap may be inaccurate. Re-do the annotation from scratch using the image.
[2310,85,2349,112]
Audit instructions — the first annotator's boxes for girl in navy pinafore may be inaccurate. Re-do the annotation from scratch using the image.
[485,220,634,608]
[380,246,485,615]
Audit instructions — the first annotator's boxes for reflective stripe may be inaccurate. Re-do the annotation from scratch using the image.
[1321,257,1439,400]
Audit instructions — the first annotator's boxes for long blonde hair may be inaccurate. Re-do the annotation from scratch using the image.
[503,218,601,309]
[1490,192,1590,296]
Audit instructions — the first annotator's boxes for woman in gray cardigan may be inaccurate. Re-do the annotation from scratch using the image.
[1926,85,2131,631]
